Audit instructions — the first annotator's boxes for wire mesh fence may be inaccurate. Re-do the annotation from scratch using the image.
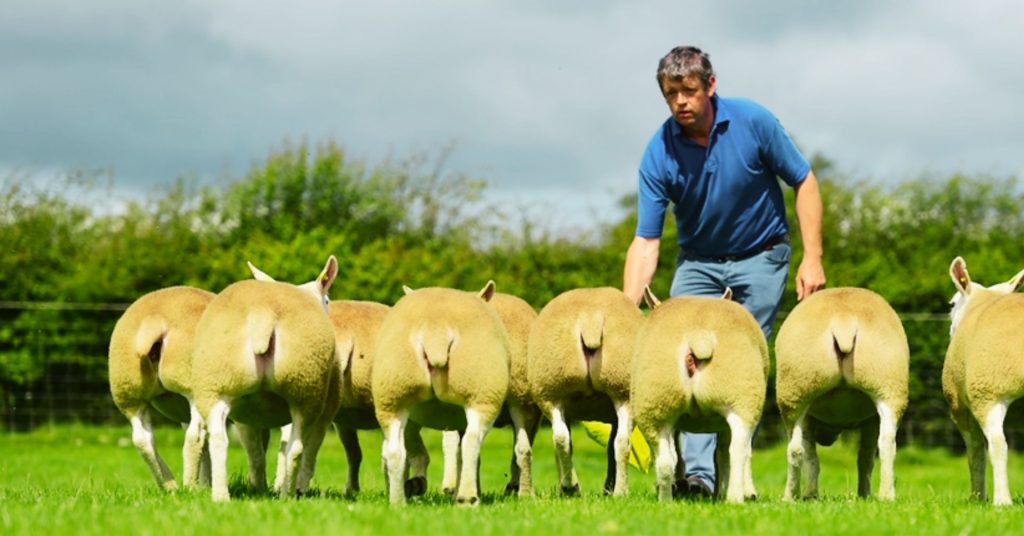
[0,302,1013,451]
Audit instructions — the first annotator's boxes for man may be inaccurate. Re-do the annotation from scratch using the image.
[622,46,826,497]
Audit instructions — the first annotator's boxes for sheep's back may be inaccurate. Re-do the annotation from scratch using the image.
[108,286,214,413]
[191,280,335,412]
[637,296,767,422]
[962,294,1024,405]
[776,287,908,414]
[528,287,641,405]
[372,288,510,417]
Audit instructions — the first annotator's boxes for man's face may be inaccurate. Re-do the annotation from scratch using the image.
[661,74,716,131]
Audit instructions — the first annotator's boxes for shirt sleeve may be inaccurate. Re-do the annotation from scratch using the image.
[636,144,669,238]
[757,110,811,187]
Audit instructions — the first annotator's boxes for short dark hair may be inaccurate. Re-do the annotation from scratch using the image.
[657,46,714,89]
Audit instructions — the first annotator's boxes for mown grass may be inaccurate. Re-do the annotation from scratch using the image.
[4,423,1024,535]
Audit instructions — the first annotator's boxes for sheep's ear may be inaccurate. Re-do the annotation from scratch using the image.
[479,280,496,302]
[1008,267,1024,293]
[248,261,276,282]
[950,256,971,296]
[642,285,661,309]
[317,255,338,293]
[721,287,734,301]
[402,285,415,295]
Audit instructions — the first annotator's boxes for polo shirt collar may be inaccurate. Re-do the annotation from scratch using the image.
[670,93,730,138]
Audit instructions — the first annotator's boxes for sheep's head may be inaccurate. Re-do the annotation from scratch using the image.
[948,256,1024,336]
[247,255,338,312]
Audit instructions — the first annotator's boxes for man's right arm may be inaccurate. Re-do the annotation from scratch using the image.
[623,235,661,305]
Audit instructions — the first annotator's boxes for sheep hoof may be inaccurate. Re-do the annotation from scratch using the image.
[602,479,615,496]
[560,483,580,497]
[504,481,520,495]
[442,486,456,496]
[672,479,689,498]
[456,495,479,506]
[404,476,427,497]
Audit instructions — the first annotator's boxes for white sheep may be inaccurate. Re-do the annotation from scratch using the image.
[108,286,214,490]
[527,287,643,496]
[775,287,909,501]
[631,287,766,503]
[943,256,1024,505]
[440,291,541,497]
[372,282,510,506]
[191,256,339,501]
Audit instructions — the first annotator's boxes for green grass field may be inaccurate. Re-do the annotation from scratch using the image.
[4,424,1024,535]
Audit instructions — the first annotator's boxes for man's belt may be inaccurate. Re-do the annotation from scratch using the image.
[699,235,788,263]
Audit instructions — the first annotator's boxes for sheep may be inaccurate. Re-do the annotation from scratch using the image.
[631,287,766,503]
[280,298,433,497]
[190,255,339,501]
[108,286,214,490]
[527,287,643,496]
[372,281,510,506]
[942,256,1024,505]
[774,287,909,502]
[440,291,541,497]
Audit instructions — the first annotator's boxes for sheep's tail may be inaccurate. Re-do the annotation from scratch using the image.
[829,316,859,357]
[247,309,277,360]
[413,327,457,369]
[687,330,716,361]
[577,312,605,352]
[134,316,168,360]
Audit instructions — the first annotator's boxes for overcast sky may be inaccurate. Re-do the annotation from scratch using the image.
[3,0,1023,232]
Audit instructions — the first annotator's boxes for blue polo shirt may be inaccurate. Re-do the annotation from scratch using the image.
[636,94,810,257]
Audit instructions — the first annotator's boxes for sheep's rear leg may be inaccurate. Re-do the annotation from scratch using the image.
[611,403,632,496]
[278,412,311,498]
[207,399,232,501]
[128,406,177,491]
[456,408,489,506]
[441,430,461,495]
[337,426,362,495]
[653,425,677,502]
[404,424,430,497]
[951,405,987,501]
[182,402,207,488]
[856,415,879,498]
[783,409,808,502]
[982,401,1012,506]
[381,413,409,505]
[550,407,579,496]
[272,424,291,493]
[294,414,331,495]
[875,401,899,501]
[507,404,540,497]
[235,422,268,492]
[723,412,753,503]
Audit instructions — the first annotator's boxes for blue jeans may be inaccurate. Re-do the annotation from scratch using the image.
[670,240,790,488]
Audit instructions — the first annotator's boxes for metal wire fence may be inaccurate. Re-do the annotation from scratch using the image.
[0,302,1008,450]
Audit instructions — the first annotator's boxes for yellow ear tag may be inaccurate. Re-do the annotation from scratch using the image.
[959,276,969,288]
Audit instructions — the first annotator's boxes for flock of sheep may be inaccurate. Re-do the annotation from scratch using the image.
[107,255,1024,506]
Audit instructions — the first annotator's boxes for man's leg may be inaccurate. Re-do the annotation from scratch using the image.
[670,255,727,494]
[727,242,791,339]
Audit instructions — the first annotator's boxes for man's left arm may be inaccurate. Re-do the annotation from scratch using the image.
[794,170,826,300]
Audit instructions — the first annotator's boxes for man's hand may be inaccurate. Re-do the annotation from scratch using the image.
[796,255,826,300]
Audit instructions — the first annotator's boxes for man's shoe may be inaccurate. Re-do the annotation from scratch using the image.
[686,476,714,499]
